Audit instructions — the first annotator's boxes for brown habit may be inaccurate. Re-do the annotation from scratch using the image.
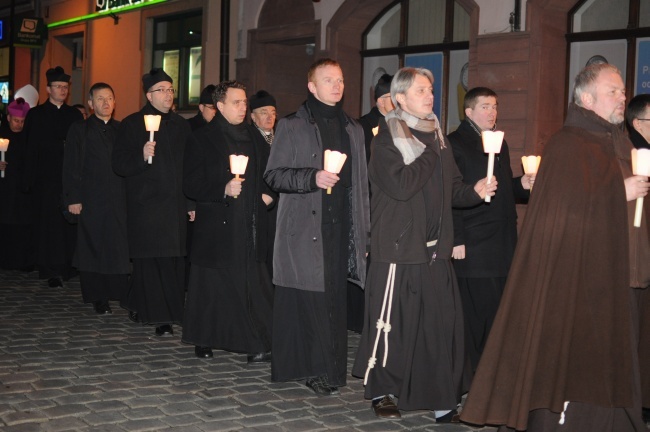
[460,104,637,430]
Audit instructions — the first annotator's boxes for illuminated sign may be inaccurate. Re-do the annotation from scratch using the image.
[48,0,166,29]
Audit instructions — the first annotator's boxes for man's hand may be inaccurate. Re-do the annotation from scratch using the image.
[143,141,156,161]
[0,161,6,171]
[452,245,466,260]
[625,175,650,201]
[225,178,244,197]
[68,203,82,215]
[474,176,498,199]
[521,173,536,190]
[315,170,339,190]
[187,211,195,222]
[262,194,273,206]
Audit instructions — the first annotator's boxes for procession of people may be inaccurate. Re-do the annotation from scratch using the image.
[0,60,648,431]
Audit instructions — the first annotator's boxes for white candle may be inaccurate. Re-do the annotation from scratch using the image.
[632,148,650,227]
[144,115,162,164]
[229,155,249,199]
[481,131,504,202]
[521,155,541,191]
[0,139,10,179]
[324,149,348,194]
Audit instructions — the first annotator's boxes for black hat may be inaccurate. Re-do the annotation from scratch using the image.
[249,90,276,111]
[46,66,70,85]
[374,73,393,100]
[199,84,216,105]
[142,68,173,93]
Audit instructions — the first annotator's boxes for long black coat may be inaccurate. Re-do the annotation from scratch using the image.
[112,103,191,258]
[447,120,528,278]
[0,124,33,224]
[24,100,84,274]
[183,114,275,268]
[62,115,129,274]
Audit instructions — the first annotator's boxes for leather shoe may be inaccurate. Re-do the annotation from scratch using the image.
[195,346,213,358]
[47,277,63,288]
[247,351,271,364]
[128,311,138,323]
[305,376,339,396]
[155,324,173,336]
[93,301,112,315]
[436,409,460,423]
[372,395,401,419]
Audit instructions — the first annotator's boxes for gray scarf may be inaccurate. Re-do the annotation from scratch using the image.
[384,107,446,165]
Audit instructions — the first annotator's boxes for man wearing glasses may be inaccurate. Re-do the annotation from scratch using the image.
[112,68,192,337]
[23,66,84,288]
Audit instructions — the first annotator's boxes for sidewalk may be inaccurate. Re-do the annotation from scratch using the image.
[0,269,495,431]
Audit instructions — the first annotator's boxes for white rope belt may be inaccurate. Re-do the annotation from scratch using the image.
[363,239,438,385]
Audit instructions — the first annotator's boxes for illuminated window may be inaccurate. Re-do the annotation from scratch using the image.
[152,12,202,110]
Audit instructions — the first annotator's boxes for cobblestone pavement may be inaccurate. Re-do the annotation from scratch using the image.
[0,269,498,432]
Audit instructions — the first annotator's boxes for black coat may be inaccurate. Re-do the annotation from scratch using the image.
[0,124,33,224]
[447,120,529,278]
[112,103,191,258]
[62,115,129,274]
[184,114,275,268]
[358,106,383,164]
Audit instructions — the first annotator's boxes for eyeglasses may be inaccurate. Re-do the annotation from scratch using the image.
[50,84,69,90]
[637,119,650,122]
[149,88,175,95]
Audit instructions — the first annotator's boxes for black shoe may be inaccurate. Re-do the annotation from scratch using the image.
[305,376,339,396]
[93,301,112,315]
[247,351,271,364]
[372,395,401,419]
[47,277,63,287]
[155,324,173,336]
[128,311,138,323]
[195,346,213,358]
[436,409,460,423]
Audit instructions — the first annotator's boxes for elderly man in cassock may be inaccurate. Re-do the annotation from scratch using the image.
[352,67,496,421]
[23,66,84,287]
[62,83,129,315]
[182,81,276,361]
[112,68,191,336]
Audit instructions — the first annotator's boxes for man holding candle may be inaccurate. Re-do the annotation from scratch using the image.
[23,66,84,288]
[0,97,35,271]
[461,63,648,430]
[265,58,370,396]
[112,68,191,336]
[182,81,276,361]
[447,87,532,380]
[626,93,650,423]
[62,83,129,315]
[351,67,496,421]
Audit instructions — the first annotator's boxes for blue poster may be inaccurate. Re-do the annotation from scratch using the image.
[405,53,444,119]
[636,39,650,96]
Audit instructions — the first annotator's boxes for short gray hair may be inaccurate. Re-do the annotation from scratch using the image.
[573,63,621,107]
[391,67,433,109]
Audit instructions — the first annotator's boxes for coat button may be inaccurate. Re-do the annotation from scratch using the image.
[312,210,316,215]
[313,237,317,242]
[223,220,227,224]
[312,153,317,158]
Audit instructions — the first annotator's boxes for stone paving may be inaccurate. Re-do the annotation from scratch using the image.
[0,269,499,431]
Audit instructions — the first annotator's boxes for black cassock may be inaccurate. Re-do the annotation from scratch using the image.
[182,113,275,354]
[112,103,191,325]
[62,115,129,303]
[0,124,35,270]
[24,100,84,280]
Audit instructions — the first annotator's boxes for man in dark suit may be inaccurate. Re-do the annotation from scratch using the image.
[447,87,532,379]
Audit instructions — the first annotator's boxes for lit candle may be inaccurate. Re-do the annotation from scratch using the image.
[144,115,162,164]
[482,130,504,203]
[0,138,10,179]
[372,126,379,136]
[521,155,541,191]
[632,148,650,227]
[323,150,348,195]
[229,154,249,199]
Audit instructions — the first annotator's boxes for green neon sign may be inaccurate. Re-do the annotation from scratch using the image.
[47,0,167,29]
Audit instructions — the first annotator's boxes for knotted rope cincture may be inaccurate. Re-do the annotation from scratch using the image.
[364,263,397,385]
